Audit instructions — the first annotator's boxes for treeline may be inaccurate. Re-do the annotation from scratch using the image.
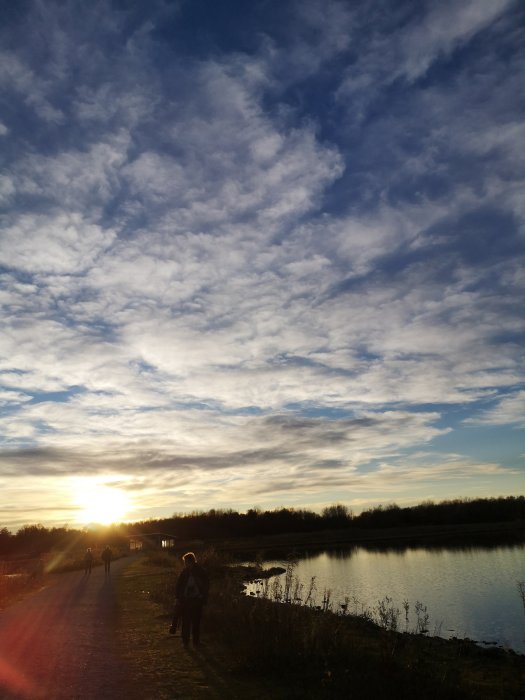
[355,496,525,529]
[128,495,525,540]
[1,496,524,556]
[0,524,128,558]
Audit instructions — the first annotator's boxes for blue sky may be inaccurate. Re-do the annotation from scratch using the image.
[0,0,524,530]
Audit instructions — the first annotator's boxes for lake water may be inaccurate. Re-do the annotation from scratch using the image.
[244,543,525,654]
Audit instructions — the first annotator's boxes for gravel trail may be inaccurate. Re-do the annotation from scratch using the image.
[0,557,142,700]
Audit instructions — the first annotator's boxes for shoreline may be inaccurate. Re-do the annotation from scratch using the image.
[117,554,525,699]
[202,519,525,556]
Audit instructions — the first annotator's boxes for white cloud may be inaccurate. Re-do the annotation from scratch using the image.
[0,175,15,205]
[0,212,116,274]
[466,391,525,428]
[338,0,514,105]
[0,389,32,407]
[398,0,513,81]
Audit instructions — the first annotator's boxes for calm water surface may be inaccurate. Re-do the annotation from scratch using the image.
[247,544,525,653]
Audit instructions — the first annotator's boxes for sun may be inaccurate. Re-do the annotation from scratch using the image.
[72,479,130,525]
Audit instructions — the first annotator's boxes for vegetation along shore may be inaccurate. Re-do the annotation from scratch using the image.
[117,548,525,699]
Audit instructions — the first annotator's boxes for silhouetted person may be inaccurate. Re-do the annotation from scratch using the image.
[175,552,209,647]
[101,545,113,575]
[84,548,94,575]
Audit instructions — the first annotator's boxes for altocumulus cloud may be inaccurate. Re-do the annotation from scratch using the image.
[0,0,524,529]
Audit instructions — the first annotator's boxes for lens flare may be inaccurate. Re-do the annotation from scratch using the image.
[72,479,130,525]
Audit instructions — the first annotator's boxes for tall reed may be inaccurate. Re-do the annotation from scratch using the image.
[518,581,525,613]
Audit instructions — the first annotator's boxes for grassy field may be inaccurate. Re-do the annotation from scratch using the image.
[115,550,525,699]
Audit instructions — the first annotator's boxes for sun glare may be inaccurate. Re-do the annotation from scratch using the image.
[73,480,130,525]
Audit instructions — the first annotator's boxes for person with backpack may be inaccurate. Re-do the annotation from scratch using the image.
[174,551,209,647]
[84,548,94,575]
[101,545,113,575]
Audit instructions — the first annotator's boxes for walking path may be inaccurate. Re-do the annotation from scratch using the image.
[0,558,140,700]
[0,557,279,700]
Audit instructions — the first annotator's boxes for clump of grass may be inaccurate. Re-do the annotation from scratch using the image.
[375,596,400,631]
[0,572,33,608]
[0,558,46,608]
[141,551,175,568]
[414,600,430,634]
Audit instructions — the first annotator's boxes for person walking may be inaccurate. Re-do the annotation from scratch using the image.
[174,552,209,647]
[84,548,94,575]
[101,545,113,575]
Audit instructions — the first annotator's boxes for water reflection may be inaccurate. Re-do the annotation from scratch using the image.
[244,543,525,653]
[267,541,525,559]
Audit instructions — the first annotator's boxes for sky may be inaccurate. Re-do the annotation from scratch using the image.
[1,0,524,531]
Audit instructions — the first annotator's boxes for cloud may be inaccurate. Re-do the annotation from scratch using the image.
[395,0,514,81]
[466,391,525,428]
[0,213,116,274]
[337,0,515,103]
[0,406,447,474]
[0,0,523,528]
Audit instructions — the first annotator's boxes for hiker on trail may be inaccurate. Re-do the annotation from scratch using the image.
[101,545,113,575]
[174,552,209,647]
[84,548,94,575]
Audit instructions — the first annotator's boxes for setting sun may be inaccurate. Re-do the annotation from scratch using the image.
[72,480,130,525]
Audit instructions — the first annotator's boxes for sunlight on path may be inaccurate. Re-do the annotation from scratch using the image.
[0,557,140,700]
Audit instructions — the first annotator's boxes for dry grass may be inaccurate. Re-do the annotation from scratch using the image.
[0,558,47,609]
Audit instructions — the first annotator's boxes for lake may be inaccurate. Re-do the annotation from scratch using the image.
[244,543,525,653]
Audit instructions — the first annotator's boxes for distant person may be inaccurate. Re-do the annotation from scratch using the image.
[101,545,113,575]
[84,548,94,575]
[174,552,209,647]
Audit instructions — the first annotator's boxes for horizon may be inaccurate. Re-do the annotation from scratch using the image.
[5,493,525,536]
[1,0,524,532]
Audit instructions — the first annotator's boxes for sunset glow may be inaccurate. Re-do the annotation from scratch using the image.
[73,481,131,526]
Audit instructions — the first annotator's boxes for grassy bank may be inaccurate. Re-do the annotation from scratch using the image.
[116,551,525,699]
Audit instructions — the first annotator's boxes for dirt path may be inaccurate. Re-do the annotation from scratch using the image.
[0,557,141,700]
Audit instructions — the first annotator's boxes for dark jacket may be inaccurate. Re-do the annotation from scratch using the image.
[175,563,209,604]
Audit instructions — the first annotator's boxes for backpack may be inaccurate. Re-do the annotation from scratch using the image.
[184,572,202,599]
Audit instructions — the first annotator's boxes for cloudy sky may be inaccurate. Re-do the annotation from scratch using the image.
[1,0,524,531]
